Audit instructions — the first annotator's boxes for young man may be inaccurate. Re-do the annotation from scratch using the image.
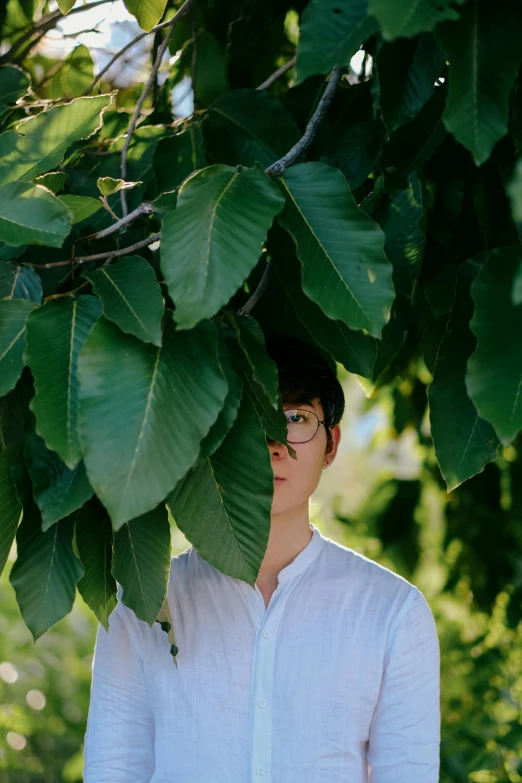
[82,334,440,783]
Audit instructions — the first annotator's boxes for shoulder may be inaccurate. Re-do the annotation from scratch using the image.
[318,533,433,626]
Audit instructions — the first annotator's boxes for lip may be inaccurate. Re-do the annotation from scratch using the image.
[274,477,286,482]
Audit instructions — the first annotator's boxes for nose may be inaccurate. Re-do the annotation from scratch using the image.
[266,436,288,455]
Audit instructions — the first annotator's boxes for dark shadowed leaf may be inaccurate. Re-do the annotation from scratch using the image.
[166,390,273,587]
[466,247,522,447]
[277,162,394,338]
[75,496,117,631]
[204,89,300,168]
[24,296,102,470]
[437,0,522,165]
[83,256,165,347]
[295,0,378,83]
[112,503,171,625]
[0,298,38,396]
[428,259,500,491]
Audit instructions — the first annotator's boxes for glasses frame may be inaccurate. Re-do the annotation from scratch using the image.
[284,407,326,444]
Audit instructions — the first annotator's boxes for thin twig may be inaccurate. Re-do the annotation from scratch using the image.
[29,232,161,269]
[236,261,273,317]
[82,18,173,96]
[237,66,343,316]
[120,0,198,217]
[86,202,155,240]
[25,61,341,278]
[265,65,343,176]
[256,56,296,90]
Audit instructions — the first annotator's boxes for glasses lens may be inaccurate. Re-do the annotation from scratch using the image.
[284,409,318,443]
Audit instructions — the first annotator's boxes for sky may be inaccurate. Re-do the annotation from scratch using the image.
[43,0,194,116]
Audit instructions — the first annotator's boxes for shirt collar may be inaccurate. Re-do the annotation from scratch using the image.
[194,522,325,585]
[271,522,324,585]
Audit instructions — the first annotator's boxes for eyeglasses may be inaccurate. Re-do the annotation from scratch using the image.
[282,408,325,444]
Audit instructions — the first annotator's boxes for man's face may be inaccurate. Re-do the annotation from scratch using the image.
[266,396,341,517]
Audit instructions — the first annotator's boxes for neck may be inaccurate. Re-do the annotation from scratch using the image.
[256,500,313,589]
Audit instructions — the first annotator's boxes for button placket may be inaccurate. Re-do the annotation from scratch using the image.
[249,585,288,783]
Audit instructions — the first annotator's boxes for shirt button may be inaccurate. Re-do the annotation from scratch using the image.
[263,630,271,638]
[258,699,267,708]
[256,768,265,775]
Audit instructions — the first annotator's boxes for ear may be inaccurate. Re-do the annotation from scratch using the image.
[325,423,341,462]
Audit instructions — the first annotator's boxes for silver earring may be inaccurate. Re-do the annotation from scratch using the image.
[322,464,327,470]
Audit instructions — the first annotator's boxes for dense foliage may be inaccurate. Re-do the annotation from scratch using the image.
[1,2,522,777]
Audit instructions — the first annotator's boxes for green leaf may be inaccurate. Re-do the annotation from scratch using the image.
[227,314,281,409]
[380,85,447,182]
[357,293,415,396]
[160,163,285,330]
[437,0,522,166]
[377,171,428,296]
[466,247,522,447]
[196,327,243,461]
[0,260,42,302]
[57,0,76,12]
[77,313,228,530]
[0,94,112,185]
[58,194,102,224]
[0,65,30,125]
[153,124,206,195]
[319,90,385,189]
[97,176,142,196]
[123,0,168,31]
[24,428,94,532]
[295,0,378,83]
[277,162,394,338]
[76,497,117,632]
[267,226,377,378]
[83,256,165,347]
[9,463,84,642]
[192,31,229,108]
[0,298,38,396]
[34,171,68,194]
[428,260,500,491]
[166,390,273,587]
[376,34,446,132]
[220,320,296,458]
[24,296,103,470]
[0,443,23,578]
[0,182,72,247]
[112,503,171,625]
[204,89,300,168]
[509,157,522,223]
[369,0,465,40]
[61,44,94,98]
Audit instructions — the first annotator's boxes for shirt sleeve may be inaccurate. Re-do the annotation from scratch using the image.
[367,586,440,782]
[82,588,156,783]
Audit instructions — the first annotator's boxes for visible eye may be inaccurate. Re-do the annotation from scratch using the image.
[285,411,307,424]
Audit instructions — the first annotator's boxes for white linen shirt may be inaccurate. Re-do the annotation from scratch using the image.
[82,523,440,783]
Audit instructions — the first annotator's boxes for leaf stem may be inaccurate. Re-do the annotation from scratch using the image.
[29,232,161,270]
[120,0,198,218]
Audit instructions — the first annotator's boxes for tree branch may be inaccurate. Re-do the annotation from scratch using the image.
[236,260,273,317]
[28,232,161,269]
[265,65,343,176]
[85,202,155,240]
[256,56,296,91]
[120,0,198,217]
[234,66,343,316]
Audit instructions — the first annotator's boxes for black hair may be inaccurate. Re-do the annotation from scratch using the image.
[263,333,345,455]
